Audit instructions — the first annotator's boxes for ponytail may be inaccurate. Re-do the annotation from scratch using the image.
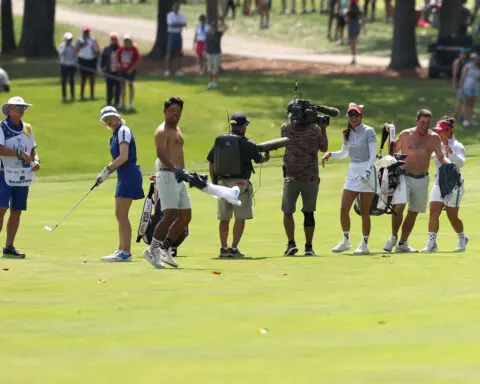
[343,123,352,142]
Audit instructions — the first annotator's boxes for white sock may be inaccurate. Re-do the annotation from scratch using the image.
[458,232,465,239]
[428,232,437,242]
[148,238,162,251]
[362,236,369,245]
[343,232,350,241]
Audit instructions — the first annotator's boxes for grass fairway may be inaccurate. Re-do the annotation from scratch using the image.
[1,74,480,382]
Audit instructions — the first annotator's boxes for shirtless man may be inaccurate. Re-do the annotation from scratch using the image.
[383,109,450,253]
[143,96,191,269]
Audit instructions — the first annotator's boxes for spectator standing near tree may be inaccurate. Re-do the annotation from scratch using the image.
[58,32,77,103]
[345,0,364,65]
[75,26,100,101]
[165,2,187,77]
[117,35,141,112]
[206,21,228,89]
[100,32,121,108]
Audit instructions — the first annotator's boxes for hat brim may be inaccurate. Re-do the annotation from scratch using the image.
[1,102,31,117]
[100,112,120,122]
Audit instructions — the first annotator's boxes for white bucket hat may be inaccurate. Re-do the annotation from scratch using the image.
[100,106,121,122]
[64,32,73,40]
[1,96,32,117]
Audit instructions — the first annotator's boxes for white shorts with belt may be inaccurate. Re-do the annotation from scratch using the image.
[156,169,192,210]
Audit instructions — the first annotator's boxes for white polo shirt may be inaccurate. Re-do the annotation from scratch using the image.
[167,11,186,34]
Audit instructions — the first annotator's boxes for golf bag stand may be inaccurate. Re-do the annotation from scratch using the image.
[136,176,189,257]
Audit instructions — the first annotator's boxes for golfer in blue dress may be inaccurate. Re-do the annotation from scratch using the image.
[96,106,144,262]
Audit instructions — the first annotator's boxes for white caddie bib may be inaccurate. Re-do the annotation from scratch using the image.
[1,123,35,187]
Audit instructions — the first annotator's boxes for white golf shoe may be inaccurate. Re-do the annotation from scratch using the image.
[332,239,352,253]
[102,250,132,262]
[455,236,469,252]
[421,241,439,253]
[394,242,418,253]
[353,242,370,255]
[159,247,179,268]
[383,236,397,252]
[142,248,166,269]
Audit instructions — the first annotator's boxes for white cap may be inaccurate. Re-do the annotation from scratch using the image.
[123,34,132,40]
[100,106,120,122]
[1,96,32,117]
[64,32,73,40]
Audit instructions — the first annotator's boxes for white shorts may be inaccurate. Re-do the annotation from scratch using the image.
[344,162,379,194]
[430,183,464,208]
[391,174,429,213]
[156,170,192,210]
[206,54,221,74]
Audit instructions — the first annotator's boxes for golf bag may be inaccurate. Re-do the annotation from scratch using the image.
[354,123,403,216]
[136,176,188,256]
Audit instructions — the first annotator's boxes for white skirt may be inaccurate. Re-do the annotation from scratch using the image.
[430,180,465,208]
[344,161,379,193]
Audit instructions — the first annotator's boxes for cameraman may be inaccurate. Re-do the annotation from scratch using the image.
[281,100,329,256]
[207,113,269,258]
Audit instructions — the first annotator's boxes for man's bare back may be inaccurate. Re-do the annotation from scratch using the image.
[155,122,185,170]
[396,128,445,175]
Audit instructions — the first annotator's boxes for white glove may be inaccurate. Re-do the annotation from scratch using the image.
[96,166,113,184]
[361,169,371,184]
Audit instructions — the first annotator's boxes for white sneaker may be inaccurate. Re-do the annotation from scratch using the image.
[353,242,370,255]
[463,120,471,127]
[142,248,165,269]
[455,236,469,252]
[164,70,170,76]
[159,247,179,268]
[211,82,218,88]
[102,249,132,262]
[394,242,418,253]
[383,236,397,252]
[175,71,184,77]
[332,239,352,253]
[421,241,439,253]
[207,82,213,89]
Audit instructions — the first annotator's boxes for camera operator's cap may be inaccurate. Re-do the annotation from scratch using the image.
[230,113,250,126]
[434,119,454,132]
[347,102,364,115]
[64,32,73,40]
[100,105,121,123]
[1,96,32,117]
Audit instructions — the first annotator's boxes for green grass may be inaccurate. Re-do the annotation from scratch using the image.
[1,68,480,382]
[55,0,477,58]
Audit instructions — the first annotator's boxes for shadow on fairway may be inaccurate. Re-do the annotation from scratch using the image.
[211,256,274,261]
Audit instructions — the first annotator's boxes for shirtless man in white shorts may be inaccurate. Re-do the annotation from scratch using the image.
[383,109,450,253]
[143,96,191,269]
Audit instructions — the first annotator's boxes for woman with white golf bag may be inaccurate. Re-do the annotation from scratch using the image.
[96,106,145,262]
[421,116,469,253]
[322,103,379,255]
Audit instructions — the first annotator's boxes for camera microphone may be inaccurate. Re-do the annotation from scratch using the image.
[315,105,340,117]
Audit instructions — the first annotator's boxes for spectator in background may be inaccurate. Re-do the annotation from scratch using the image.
[101,32,121,108]
[384,0,393,22]
[206,21,228,89]
[346,0,364,65]
[459,52,480,127]
[335,0,349,45]
[193,14,209,75]
[0,67,10,93]
[165,2,187,77]
[75,26,100,101]
[258,0,270,28]
[326,0,337,40]
[59,32,77,103]
[363,0,375,21]
[117,35,141,112]
[452,48,468,121]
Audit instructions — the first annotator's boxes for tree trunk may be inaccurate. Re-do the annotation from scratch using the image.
[17,0,57,57]
[207,0,218,24]
[438,0,463,38]
[389,0,419,69]
[148,0,174,59]
[1,0,17,55]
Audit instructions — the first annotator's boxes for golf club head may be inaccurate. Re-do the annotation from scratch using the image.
[44,225,54,232]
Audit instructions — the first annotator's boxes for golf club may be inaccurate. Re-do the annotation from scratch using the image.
[44,182,98,232]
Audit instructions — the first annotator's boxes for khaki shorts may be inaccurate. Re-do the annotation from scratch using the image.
[156,170,192,210]
[206,54,221,75]
[281,178,319,214]
[217,178,252,220]
[391,174,429,213]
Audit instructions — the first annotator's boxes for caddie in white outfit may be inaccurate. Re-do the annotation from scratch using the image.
[322,103,379,255]
[421,118,469,253]
[0,96,40,258]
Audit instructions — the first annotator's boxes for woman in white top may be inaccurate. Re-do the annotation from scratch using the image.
[193,14,209,75]
[322,103,378,255]
[421,116,469,253]
[75,26,99,100]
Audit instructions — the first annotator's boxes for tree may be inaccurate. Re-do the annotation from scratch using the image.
[18,0,57,57]
[438,0,463,38]
[1,0,17,55]
[389,0,419,69]
[207,0,218,24]
[148,0,174,59]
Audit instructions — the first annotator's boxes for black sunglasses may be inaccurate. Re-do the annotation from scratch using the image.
[348,111,360,117]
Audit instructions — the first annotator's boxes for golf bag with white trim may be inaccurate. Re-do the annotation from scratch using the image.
[136,176,188,256]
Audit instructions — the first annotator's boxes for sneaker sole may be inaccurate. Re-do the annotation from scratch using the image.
[284,248,298,256]
[332,247,351,253]
[161,256,179,268]
[101,258,132,262]
[142,252,165,269]
[353,251,370,255]
[304,252,315,256]
[2,254,26,259]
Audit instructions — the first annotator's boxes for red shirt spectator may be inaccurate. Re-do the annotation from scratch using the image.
[117,36,141,73]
